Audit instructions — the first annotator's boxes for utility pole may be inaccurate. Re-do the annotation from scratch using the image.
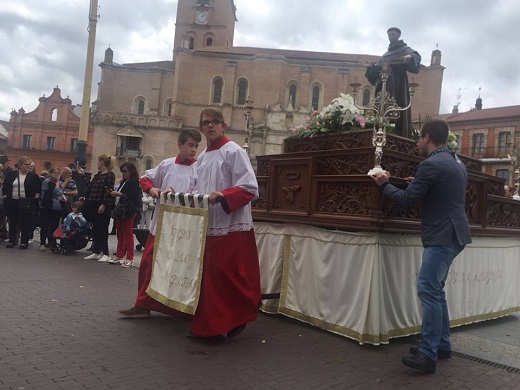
[76,0,99,167]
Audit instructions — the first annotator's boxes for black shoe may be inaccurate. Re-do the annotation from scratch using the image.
[409,345,451,359]
[6,243,15,248]
[401,352,436,374]
[19,244,28,249]
[226,324,246,338]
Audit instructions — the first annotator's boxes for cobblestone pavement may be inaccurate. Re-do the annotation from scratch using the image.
[1,239,520,390]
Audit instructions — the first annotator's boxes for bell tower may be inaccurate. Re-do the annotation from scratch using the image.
[173,0,237,53]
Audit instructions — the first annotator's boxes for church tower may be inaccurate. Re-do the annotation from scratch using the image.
[173,0,237,53]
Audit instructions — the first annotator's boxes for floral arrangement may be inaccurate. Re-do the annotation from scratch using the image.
[447,132,458,152]
[292,94,374,138]
[412,127,459,153]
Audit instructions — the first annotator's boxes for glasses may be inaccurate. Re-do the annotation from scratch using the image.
[201,119,222,127]
[121,169,128,173]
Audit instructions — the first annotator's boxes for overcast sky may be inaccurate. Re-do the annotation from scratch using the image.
[1,0,519,120]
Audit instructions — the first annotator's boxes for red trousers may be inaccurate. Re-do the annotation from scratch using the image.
[115,215,135,260]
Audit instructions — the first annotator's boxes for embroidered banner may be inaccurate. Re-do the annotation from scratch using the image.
[147,193,209,314]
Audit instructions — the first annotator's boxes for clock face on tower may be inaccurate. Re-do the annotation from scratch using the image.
[195,11,208,24]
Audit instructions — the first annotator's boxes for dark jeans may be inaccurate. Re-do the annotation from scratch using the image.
[0,207,7,239]
[40,208,62,246]
[7,200,33,246]
[85,202,112,256]
[417,243,465,360]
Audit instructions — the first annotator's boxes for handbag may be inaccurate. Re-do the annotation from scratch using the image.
[111,201,127,220]
[19,197,36,211]
[18,176,36,211]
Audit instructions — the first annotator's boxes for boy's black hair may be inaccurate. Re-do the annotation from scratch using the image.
[178,129,202,144]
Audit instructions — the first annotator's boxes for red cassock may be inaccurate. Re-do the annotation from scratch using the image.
[135,187,261,335]
[191,187,261,337]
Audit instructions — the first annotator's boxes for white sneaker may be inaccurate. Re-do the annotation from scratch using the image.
[98,255,111,263]
[84,253,101,260]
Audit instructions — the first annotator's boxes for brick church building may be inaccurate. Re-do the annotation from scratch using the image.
[91,0,444,173]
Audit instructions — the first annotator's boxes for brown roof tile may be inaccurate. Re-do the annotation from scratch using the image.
[438,105,520,123]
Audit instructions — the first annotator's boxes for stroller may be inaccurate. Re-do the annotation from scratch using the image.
[51,223,93,255]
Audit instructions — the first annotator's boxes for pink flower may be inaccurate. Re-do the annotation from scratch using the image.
[355,115,366,128]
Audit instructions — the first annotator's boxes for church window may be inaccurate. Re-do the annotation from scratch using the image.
[134,96,147,115]
[206,37,213,46]
[51,108,58,122]
[212,77,223,104]
[311,85,321,111]
[288,82,297,106]
[163,98,173,116]
[145,157,154,170]
[189,37,194,50]
[362,89,371,106]
[236,78,248,106]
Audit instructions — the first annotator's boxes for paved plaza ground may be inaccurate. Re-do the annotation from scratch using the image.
[1,235,520,390]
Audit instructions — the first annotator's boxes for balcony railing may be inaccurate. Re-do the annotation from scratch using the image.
[459,146,514,160]
[116,147,142,158]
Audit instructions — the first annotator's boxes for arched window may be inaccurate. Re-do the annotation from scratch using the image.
[206,37,213,46]
[189,36,194,50]
[236,78,248,105]
[145,158,153,170]
[51,108,58,122]
[212,77,223,104]
[163,99,173,116]
[362,89,371,106]
[134,96,147,115]
[311,85,321,111]
[288,83,297,106]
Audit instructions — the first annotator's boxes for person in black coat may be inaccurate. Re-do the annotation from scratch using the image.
[3,156,41,249]
[109,162,142,267]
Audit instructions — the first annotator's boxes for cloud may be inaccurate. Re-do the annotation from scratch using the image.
[0,0,519,119]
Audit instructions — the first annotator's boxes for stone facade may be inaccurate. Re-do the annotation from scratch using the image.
[4,87,94,172]
[92,0,444,173]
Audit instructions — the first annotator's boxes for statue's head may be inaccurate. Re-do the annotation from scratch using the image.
[387,27,401,43]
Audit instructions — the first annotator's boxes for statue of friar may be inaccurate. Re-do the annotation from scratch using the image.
[365,27,421,139]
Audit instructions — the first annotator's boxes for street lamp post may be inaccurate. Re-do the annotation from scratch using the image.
[76,0,99,167]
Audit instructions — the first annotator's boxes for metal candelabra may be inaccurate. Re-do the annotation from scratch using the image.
[350,64,417,175]
[243,99,254,156]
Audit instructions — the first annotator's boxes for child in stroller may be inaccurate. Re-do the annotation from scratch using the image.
[51,201,92,255]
